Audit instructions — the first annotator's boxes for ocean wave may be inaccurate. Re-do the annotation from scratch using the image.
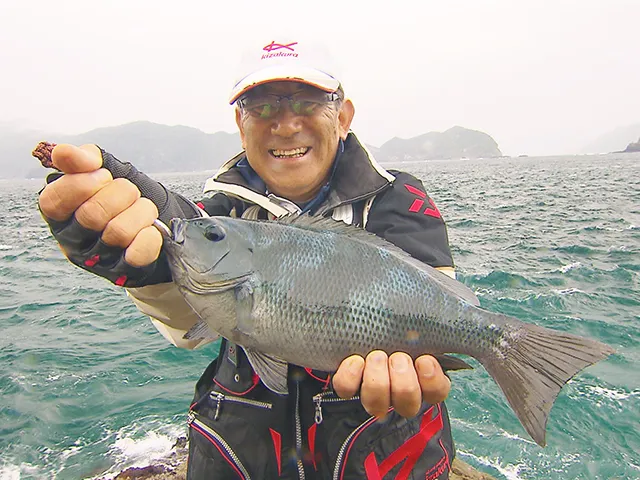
[0,461,39,480]
[89,418,185,479]
[567,383,640,405]
[607,245,634,253]
[553,287,586,295]
[555,262,582,273]
[457,451,527,480]
[0,244,13,250]
[585,385,640,401]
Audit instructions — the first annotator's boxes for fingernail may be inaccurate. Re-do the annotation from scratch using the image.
[369,351,386,366]
[418,357,435,378]
[390,354,409,373]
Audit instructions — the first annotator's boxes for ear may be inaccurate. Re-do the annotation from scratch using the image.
[235,108,246,149]
[337,99,355,140]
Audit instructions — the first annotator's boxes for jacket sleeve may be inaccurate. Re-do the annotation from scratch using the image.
[125,192,235,350]
[365,171,455,276]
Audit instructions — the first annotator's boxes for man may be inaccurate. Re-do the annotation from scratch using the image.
[38,38,456,479]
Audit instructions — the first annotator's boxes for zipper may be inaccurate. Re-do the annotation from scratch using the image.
[313,391,360,425]
[209,392,272,420]
[188,412,252,479]
[311,392,374,480]
[295,383,306,479]
[332,415,376,480]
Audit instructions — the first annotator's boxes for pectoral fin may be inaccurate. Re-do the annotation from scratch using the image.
[243,347,288,395]
[183,320,220,341]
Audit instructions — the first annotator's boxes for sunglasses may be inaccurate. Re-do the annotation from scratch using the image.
[237,91,341,119]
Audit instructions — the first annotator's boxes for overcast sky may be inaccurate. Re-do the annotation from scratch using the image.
[1,1,638,156]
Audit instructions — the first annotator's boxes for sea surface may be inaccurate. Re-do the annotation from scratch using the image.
[1,153,639,480]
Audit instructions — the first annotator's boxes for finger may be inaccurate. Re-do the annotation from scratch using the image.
[102,197,159,249]
[51,144,103,174]
[415,355,451,405]
[124,225,163,267]
[39,169,113,221]
[75,178,141,231]
[333,355,365,398]
[389,352,422,418]
[360,350,391,418]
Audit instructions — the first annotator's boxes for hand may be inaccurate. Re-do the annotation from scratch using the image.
[38,144,162,269]
[332,351,451,419]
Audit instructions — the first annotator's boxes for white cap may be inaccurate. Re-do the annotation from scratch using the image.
[228,38,341,104]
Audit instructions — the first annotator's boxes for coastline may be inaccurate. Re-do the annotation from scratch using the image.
[107,437,497,480]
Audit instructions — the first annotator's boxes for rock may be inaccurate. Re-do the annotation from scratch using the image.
[623,137,640,152]
[107,437,495,480]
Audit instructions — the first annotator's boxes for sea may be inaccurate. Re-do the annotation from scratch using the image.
[0,153,639,480]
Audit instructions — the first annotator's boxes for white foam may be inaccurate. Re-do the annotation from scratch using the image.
[0,464,20,480]
[607,245,629,252]
[457,450,526,480]
[558,262,581,273]
[91,420,186,479]
[0,462,40,479]
[587,385,639,401]
[0,244,13,250]
[554,287,585,295]
[112,430,175,466]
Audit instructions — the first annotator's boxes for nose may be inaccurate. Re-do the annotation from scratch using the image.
[271,103,303,137]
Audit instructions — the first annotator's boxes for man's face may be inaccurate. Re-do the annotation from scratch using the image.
[235,82,354,203]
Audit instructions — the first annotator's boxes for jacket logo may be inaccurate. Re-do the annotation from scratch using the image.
[363,405,446,479]
[404,184,441,218]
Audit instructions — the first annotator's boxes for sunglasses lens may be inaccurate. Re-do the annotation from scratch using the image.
[258,104,275,119]
[241,92,336,118]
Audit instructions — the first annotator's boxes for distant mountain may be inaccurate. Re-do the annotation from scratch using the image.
[375,126,502,162]
[0,121,241,180]
[581,123,640,154]
[0,121,502,180]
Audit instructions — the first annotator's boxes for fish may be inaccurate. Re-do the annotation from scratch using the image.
[158,215,615,447]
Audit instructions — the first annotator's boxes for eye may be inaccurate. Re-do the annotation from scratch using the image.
[204,225,226,242]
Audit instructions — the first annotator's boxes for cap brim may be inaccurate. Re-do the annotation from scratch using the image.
[229,65,340,104]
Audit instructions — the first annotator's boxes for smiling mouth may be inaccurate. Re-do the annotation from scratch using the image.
[270,147,310,159]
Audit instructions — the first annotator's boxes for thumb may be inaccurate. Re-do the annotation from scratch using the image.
[50,144,103,174]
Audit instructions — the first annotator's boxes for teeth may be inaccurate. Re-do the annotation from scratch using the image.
[271,147,309,157]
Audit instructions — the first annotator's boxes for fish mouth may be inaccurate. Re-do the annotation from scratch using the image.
[180,269,253,295]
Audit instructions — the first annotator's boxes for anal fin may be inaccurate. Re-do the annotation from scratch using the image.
[243,347,289,395]
[435,354,474,372]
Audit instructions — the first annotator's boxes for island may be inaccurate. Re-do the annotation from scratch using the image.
[375,126,502,162]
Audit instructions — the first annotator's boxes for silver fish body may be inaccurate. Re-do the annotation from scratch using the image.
[161,215,614,447]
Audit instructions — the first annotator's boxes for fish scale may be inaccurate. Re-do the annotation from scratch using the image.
[162,214,614,447]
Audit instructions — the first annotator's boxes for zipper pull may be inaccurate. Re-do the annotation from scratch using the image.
[313,394,323,425]
[213,392,224,420]
[187,411,195,426]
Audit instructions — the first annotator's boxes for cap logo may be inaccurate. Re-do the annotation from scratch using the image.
[261,41,299,60]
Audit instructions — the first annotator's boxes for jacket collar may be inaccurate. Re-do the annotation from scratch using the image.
[211,132,395,213]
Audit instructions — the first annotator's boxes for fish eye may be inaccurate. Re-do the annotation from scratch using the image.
[204,225,225,242]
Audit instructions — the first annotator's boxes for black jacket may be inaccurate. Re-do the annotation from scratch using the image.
[187,132,456,479]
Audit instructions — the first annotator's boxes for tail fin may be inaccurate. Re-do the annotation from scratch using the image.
[480,316,614,447]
